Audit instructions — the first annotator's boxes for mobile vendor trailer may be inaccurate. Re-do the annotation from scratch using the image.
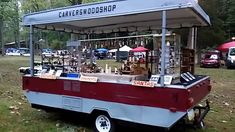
[22,0,211,131]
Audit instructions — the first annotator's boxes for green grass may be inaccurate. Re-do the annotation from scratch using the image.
[0,56,235,131]
[196,67,235,132]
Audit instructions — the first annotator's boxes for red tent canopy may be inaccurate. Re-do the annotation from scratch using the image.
[130,47,149,52]
[216,41,235,52]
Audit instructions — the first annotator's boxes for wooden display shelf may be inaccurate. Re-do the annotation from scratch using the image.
[180,48,195,74]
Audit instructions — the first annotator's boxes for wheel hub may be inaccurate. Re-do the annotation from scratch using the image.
[96,115,111,132]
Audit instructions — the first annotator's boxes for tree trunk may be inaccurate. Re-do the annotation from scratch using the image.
[0,16,4,56]
[16,1,20,48]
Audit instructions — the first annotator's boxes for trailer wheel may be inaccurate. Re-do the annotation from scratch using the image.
[94,114,115,132]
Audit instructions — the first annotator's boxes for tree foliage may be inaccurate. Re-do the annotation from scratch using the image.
[225,0,235,38]
[197,0,226,50]
[83,0,104,4]
[21,0,50,13]
[1,0,16,55]
[67,0,82,5]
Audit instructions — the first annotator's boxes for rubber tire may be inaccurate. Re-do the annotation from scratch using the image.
[94,113,115,132]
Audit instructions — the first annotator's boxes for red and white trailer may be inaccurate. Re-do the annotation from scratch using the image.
[22,0,211,131]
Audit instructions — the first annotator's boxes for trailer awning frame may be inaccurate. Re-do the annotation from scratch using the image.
[25,0,210,87]
[23,0,210,34]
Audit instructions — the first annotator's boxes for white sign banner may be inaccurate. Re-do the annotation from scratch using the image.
[132,81,155,88]
[23,0,205,26]
[80,76,98,83]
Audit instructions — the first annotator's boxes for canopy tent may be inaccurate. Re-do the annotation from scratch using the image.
[23,0,210,34]
[23,0,210,86]
[119,45,132,52]
[216,41,235,52]
[108,49,117,53]
[131,47,149,52]
[130,47,149,68]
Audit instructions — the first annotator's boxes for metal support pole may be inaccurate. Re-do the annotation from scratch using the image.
[30,25,34,76]
[194,27,198,64]
[88,33,93,64]
[115,33,120,62]
[194,27,197,50]
[160,11,166,87]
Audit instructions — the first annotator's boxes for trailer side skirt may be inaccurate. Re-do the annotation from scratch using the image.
[25,91,186,128]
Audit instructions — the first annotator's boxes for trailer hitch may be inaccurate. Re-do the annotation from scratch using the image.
[193,100,210,127]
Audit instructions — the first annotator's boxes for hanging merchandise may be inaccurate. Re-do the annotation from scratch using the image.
[165,42,170,74]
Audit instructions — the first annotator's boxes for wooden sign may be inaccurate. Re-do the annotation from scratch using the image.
[79,76,98,83]
[132,81,154,88]
[40,74,57,80]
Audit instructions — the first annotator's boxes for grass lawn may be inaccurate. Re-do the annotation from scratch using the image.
[0,56,235,132]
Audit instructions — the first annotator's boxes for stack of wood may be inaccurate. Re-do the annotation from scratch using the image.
[130,62,148,75]
[80,63,101,73]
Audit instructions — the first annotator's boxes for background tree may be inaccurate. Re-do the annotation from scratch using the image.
[21,0,49,13]
[49,0,69,8]
[196,0,226,51]
[0,0,12,55]
[19,0,103,51]
[2,0,232,55]
[21,0,70,51]
[67,0,82,5]
[67,0,103,5]
[83,0,103,4]
[7,0,21,48]
[225,0,235,39]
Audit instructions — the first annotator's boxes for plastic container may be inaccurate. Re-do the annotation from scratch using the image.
[67,73,80,78]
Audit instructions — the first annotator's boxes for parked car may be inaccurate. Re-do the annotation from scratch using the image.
[94,50,107,59]
[19,48,30,56]
[226,47,235,69]
[41,48,53,57]
[6,48,17,53]
[6,48,30,56]
[6,50,21,56]
[200,51,221,68]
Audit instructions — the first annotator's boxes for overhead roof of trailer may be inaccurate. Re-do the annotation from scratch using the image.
[22,0,210,34]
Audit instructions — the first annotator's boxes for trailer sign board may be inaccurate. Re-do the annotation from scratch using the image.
[79,76,98,83]
[59,5,117,18]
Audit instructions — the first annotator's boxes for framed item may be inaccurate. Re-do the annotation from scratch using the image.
[187,72,196,79]
[181,74,190,82]
[164,75,173,85]
[150,75,160,85]
[55,70,63,77]
[183,73,193,81]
